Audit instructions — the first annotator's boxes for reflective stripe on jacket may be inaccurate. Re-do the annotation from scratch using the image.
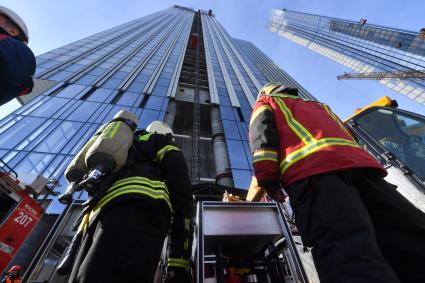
[82,130,193,260]
[249,94,386,187]
[89,176,172,223]
[87,134,181,224]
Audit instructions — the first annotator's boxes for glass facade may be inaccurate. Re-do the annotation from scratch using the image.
[269,9,425,106]
[0,6,312,213]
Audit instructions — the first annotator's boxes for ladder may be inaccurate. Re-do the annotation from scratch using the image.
[191,11,201,184]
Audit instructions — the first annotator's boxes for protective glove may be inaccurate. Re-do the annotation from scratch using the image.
[165,258,192,283]
[165,266,192,283]
[269,190,287,203]
[262,183,287,203]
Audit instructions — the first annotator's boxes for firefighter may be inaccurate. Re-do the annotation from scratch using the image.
[67,121,193,283]
[1,265,22,283]
[0,6,35,106]
[249,83,425,283]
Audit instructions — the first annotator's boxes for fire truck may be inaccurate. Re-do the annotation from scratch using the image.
[0,159,56,276]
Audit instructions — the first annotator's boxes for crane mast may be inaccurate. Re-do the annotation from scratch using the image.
[337,70,425,80]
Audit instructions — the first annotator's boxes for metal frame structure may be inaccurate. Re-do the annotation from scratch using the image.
[196,201,308,283]
[337,70,425,80]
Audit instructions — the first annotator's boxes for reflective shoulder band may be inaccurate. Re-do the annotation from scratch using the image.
[250,105,272,126]
[274,98,317,145]
[253,149,279,163]
[167,258,191,269]
[137,132,152,142]
[155,145,180,162]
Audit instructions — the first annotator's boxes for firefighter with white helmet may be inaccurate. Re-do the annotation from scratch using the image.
[0,6,35,105]
[146,120,174,135]
[63,119,194,283]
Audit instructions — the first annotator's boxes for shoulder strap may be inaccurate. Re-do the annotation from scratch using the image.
[109,117,137,131]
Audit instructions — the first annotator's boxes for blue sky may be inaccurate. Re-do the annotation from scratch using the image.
[1,0,424,119]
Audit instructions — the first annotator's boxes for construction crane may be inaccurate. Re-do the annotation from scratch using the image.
[337,70,425,80]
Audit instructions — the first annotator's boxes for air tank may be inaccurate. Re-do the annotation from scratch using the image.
[85,110,138,174]
[64,124,107,183]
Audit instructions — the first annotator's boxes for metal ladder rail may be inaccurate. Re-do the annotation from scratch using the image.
[191,11,201,184]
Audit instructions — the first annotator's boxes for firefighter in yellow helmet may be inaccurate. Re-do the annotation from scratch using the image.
[64,121,194,283]
[0,6,35,105]
[249,82,425,283]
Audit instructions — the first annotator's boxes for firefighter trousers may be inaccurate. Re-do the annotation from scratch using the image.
[68,200,171,283]
[286,168,425,283]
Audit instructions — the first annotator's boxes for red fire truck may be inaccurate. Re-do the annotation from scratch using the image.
[0,159,46,273]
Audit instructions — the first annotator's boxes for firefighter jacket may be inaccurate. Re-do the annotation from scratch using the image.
[249,93,386,188]
[0,28,35,106]
[87,130,193,260]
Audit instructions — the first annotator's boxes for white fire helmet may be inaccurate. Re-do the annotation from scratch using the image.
[146,121,173,135]
[0,6,29,43]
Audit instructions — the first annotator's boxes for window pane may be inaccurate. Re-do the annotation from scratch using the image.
[222,120,241,140]
[56,85,86,99]
[102,106,131,123]
[220,106,235,120]
[151,86,168,97]
[30,97,70,118]
[69,125,98,155]
[48,70,72,81]
[227,139,250,169]
[35,121,83,153]
[42,154,65,177]
[116,91,140,107]
[232,169,252,189]
[17,120,56,151]
[139,109,159,128]
[14,152,55,174]
[144,95,164,110]
[356,108,425,180]
[67,101,100,122]
[86,88,114,103]
[0,117,45,149]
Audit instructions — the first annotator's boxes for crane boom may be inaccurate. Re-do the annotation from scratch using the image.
[337,70,425,80]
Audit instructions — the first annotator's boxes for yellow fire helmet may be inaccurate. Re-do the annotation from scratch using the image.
[257,82,298,100]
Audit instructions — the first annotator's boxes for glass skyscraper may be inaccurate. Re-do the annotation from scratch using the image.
[0,6,313,214]
[268,9,425,106]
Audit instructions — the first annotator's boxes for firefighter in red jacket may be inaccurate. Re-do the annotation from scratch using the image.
[249,83,425,283]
